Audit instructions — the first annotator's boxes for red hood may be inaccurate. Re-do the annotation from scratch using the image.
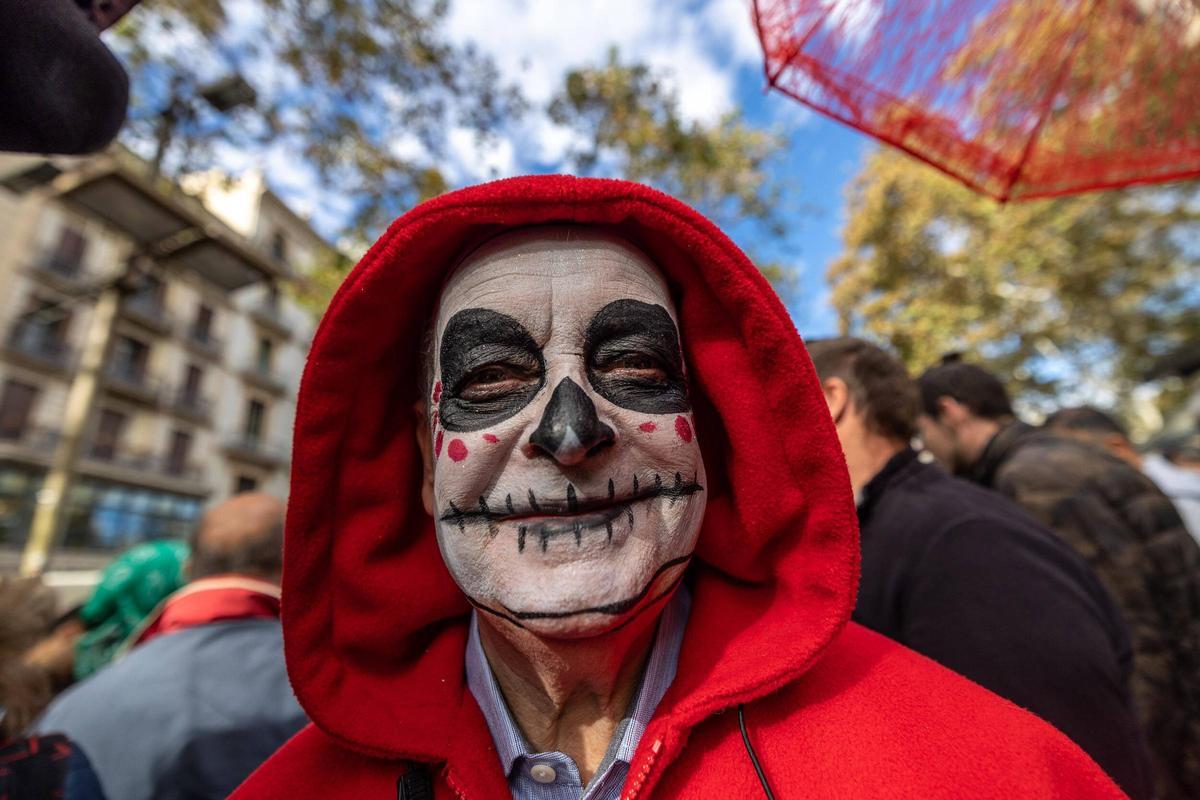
[283,174,859,761]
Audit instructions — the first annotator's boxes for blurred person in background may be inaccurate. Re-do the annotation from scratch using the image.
[917,356,1200,800]
[1162,437,1200,474]
[1046,406,1200,542]
[21,607,86,701]
[71,539,189,681]
[0,577,105,799]
[0,576,61,737]
[35,493,306,800]
[808,338,1152,799]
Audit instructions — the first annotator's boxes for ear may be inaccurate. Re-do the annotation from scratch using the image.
[935,395,968,427]
[413,401,436,517]
[1104,433,1140,465]
[821,377,851,426]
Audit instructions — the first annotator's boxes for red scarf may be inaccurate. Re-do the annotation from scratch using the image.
[133,576,281,648]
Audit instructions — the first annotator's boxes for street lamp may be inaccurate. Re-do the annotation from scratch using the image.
[150,73,257,178]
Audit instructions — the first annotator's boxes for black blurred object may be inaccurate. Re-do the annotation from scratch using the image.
[0,734,108,800]
[0,0,143,155]
[74,0,142,33]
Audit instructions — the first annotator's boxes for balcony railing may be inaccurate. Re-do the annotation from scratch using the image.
[183,327,224,360]
[248,300,292,338]
[102,364,161,406]
[239,364,288,396]
[29,254,89,286]
[0,425,60,457]
[3,327,74,372]
[169,388,212,424]
[222,434,288,468]
[119,294,173,334]
[83,444,204,483]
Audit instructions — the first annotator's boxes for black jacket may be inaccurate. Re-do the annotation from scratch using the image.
[855,448,1152,800]
[970,422,1200,800]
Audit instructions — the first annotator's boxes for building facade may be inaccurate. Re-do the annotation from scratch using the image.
[0,151,327,564]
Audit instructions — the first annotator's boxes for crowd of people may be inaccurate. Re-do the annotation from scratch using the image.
[1,493,302,798]
[811,341,1200,799]
[0,179,1197,800]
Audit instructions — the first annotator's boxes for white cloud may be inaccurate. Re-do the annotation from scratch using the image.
[446,0,765,121]
[443,0,773,172]
[446,127,518,182]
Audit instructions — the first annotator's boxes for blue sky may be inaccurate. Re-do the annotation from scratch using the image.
[734,65,870,336]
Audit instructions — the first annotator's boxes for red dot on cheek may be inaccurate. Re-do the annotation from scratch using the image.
[638,422,657,433]
[434,430,444,458]
[675,415,693,443]
[482,433,499,443]
[448,438,469,462]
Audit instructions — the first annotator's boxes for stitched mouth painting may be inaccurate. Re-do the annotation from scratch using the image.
[418,227,707,638]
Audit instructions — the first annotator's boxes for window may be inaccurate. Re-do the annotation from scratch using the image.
[49,225,87,275]
[0,381,38,440]
[126,273,165,320]
[256,337,273,374]
[166,430,192,476]
[132,272,164,306]
[13,298,69,357]
[235,475,259,494]
[271,232,287,264]
[192,304,214,342]
[244,399,265,443]
[90,409,127,461]
[182,364,203,404]
[110,335,149,381]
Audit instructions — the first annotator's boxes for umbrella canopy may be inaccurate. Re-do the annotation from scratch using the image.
[754,0,1200,201]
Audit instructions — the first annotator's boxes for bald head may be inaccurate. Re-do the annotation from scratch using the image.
[189,493,286,584]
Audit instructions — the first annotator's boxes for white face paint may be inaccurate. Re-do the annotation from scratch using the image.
[425,227,707,638]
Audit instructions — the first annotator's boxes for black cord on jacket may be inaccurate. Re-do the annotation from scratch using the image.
[738,704,776,799]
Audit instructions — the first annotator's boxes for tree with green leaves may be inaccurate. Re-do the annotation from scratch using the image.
[549,48,793,284]
[829,149,1200,403]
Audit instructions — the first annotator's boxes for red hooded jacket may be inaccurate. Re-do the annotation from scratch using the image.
[234,175,1127,799]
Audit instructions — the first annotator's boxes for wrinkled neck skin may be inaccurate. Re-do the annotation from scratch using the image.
[477,606,660,784]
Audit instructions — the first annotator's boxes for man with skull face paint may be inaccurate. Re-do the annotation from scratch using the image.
[426,230,706,647]
[234,176,1128,800]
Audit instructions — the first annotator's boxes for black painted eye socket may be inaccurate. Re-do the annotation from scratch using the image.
[439,308,546,432]
[585,299,690,414]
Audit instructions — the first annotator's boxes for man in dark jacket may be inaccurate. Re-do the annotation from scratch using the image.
[917,356,1200,800]
[34,493,306,800]
[1045,405,1200,540]
[808,338,1152,799]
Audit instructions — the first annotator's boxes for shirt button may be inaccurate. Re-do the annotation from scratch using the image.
[530,763,557,784]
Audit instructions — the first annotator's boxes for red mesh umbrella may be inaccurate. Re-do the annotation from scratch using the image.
[754,0,1200,201]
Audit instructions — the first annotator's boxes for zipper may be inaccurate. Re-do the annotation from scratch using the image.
[621,736,664,800]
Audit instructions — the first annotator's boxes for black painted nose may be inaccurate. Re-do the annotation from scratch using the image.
[529,377,615,464]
